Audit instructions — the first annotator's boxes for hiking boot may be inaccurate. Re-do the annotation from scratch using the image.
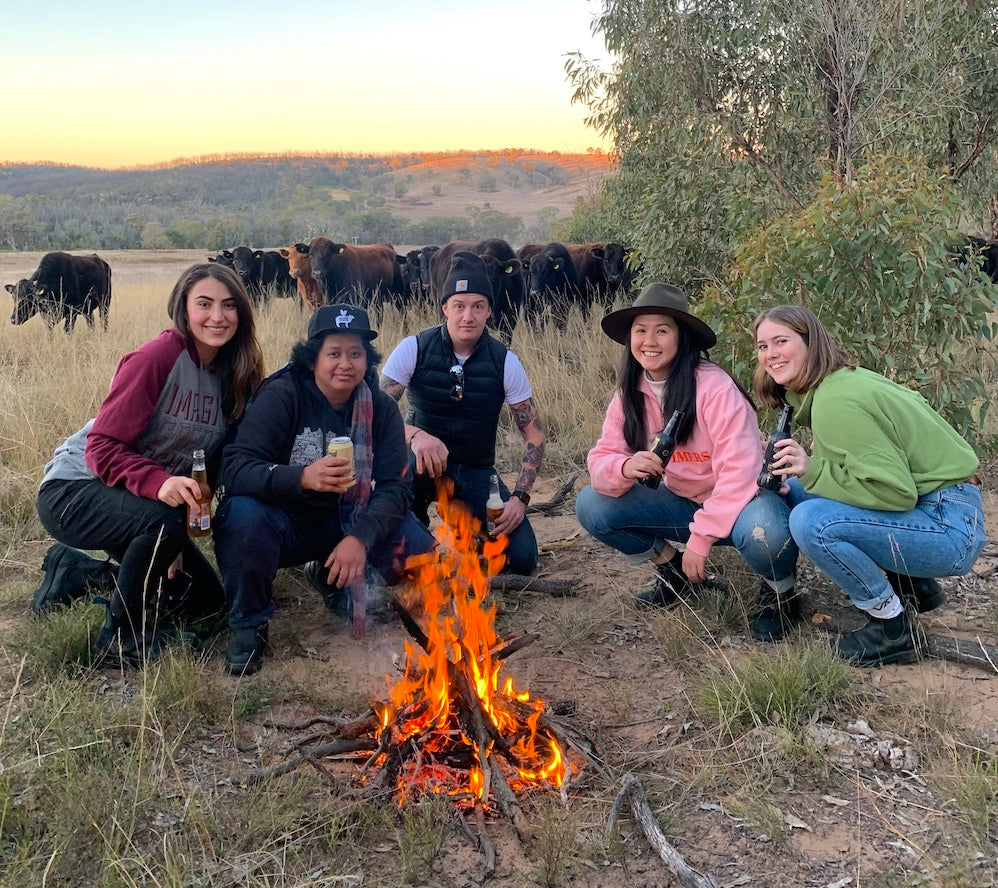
[749,583,803,642]
[884,570,945,614]
[636,552,696,609]
[304,560,348,615]
[32,543,118,615]
[830,611,922,667]
[92,621,200,670]
[225,624,269,676]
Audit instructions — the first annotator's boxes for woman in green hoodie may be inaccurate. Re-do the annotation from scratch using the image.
[753,304,986,667]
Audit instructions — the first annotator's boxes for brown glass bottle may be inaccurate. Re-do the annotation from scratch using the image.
[757,404,794,491]
[638,410,683,489]
[187,449,212,538]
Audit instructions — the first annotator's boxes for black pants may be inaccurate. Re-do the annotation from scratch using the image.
[37,478,225,621]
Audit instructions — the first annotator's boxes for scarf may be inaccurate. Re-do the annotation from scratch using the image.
[339,379,375,640]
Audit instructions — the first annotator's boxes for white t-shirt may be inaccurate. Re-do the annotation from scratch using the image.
[383,334,533,405]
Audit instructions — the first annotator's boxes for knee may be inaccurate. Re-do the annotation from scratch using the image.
[215,497,278,548]
[787,500,823,548]
[574,485,605,534]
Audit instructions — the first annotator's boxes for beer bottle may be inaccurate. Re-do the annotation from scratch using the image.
[638,410,683,489]
[486,473,504,539]
[757,404,794,491]
[187,449,212,538]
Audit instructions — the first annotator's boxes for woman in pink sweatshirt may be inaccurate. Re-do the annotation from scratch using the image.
[575,284,800,641]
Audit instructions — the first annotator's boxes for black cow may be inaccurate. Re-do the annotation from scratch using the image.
[418,245,440,294]
[602,242,641,294]
[307,238,405,307]
[515,243,545,296]
[963,235,998,283]
[207,250,235,269]
[430,239,524,337]
[6,252,112,332]
[524,242,579,324]
[398,249,425,302]
[565,243,611,305]
[228,246,296,304]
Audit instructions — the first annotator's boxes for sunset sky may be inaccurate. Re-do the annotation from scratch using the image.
[2,0,610,170]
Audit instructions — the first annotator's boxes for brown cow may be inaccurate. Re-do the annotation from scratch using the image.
[306,238,405,307]
[280,244,324,313]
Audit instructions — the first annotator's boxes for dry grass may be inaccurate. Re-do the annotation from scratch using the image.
[2,252,998,887]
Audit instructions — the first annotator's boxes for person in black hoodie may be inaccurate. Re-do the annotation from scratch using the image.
[214,304,434,675]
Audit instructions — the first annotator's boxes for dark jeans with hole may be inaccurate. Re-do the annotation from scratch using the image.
[37,478,225,621]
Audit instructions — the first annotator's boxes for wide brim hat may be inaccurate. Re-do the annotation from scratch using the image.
[308,303,378,341]
[600,283,716,350]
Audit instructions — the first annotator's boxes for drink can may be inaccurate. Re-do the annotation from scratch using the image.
[327,436,356,488]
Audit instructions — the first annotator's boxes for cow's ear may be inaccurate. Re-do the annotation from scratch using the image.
[505,259,521,275]
[279,248,290,258]
[253,250,263,259]
[222,250,234,258]
[295,243,309,253]
[591,247,605,259]
[4,284,14,294]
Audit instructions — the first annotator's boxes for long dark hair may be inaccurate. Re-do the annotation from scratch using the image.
[290,332,383,390]
[167,263,265,422]
[619,317,754,451]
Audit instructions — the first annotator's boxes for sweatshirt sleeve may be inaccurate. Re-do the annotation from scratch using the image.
[586,392,638,497]
[685,374,764,558]
[346,391,413,552]
[84,332,183,500]
[219,375,313,503]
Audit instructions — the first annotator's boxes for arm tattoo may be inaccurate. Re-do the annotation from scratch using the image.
[510,398,545,492]
[380,375,405,402]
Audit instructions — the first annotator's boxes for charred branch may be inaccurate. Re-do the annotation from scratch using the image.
[924,633,998,674]
[489,574,575,597]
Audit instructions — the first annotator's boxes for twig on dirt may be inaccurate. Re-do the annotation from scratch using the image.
[243,737,379,784]
[607,774,720,888]
[528,472,578,515]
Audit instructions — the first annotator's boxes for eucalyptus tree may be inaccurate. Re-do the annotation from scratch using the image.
[567,0,998,288]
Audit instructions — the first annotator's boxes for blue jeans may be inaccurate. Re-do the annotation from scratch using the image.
[410,454,539,575]
[785,477,987,611]
[574,483,797,582]
[214,495,436,628]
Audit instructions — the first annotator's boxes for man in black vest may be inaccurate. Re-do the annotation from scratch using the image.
[381,251,544,574]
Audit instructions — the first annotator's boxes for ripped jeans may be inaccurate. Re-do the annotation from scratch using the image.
[785,478,987,611]
[575,484,797,583]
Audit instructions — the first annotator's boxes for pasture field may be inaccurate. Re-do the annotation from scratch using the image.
[1,250,997,887]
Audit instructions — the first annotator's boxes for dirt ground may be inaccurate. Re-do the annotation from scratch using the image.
[169,467,997,888]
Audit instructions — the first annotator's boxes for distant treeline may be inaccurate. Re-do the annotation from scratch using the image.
[0,152,592,252]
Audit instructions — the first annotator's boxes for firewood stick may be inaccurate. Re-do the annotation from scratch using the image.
[923,633,998,674]
[528,472,578,514]
[488,574,575,597]
[494,632,540,661]
[262,711,378,737]
[488,755,531,841]
[390,598,430,651]
[607,774,720,888]
[476,803,497,878]
[244,737,379,784]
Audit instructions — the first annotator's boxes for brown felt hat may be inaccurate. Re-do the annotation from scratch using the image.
[600,283,716,350]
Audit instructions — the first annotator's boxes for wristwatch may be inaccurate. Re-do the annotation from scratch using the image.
[511,489,531,506]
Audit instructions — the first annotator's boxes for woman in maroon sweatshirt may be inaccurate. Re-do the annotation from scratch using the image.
[36,263,265,668]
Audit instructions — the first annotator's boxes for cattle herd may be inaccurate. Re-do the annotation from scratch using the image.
[7,234,998,335]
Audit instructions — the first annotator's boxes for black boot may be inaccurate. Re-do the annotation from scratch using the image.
[32,543,118,615]
[636,551,696,609]
[225,624,269,676]
[92,591,198,670]
[831,611,922,667]
[304,561,348,616]
[749,582,803,642]
[884,570,945,613]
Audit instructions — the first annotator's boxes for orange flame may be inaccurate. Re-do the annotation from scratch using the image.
[374,481,569,804]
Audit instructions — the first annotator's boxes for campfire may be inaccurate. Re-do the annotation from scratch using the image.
[361,485,573,813]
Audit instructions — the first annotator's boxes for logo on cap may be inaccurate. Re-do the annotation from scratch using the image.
[455,280,469,292]
[335,309,354,328]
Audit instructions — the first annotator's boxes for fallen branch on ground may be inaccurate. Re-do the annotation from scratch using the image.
[528,473,578,515]
[924,633,998,674]
[488,574,575,597]
[607,774,720,888]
